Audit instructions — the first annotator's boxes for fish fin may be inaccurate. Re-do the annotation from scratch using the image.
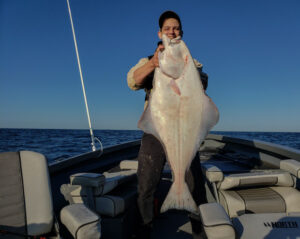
[138,107,157,136]
[195,95,219,149]
[201,95,219,132]
[160,181,199,214]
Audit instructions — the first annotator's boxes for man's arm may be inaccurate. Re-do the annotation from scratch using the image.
[127,45,164,90]
[132,59,156,87]
[127,58,149,90]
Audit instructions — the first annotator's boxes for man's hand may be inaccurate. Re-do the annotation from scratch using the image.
[132,44,164,86]
[150,44,164,68]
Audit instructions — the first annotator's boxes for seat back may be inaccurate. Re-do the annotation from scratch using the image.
[218,171,300,218]
[0,151,53,236]
[218,170,294,190]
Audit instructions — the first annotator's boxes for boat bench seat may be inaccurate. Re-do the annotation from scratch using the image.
[61,160,138,217]
[202,161,300,218]
[0,151,102,239]
[0,151,54,237]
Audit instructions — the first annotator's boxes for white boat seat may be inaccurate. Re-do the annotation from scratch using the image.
[202,162,300,218]
[199,203,236,239]
[69,169,136,196]
[60,204,101,239]
[0,151,54,237]
[119,160,138,170]
[63,170,136,197]
[219,171,294,190]
[280,159,300,178]
[219,186,300,218]
[66,182,137,217]
[70,172,106,187]
[60,161,138,217]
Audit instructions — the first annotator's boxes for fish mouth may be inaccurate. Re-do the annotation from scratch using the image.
[162,34,181,46]
[170,36,181,44]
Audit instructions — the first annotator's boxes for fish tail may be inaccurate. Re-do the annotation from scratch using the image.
[160,181,199,214]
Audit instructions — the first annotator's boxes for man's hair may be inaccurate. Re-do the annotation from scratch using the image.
[159,11,182,30]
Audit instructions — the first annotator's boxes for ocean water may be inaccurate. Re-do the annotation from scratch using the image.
[214,131,300,150]
[0,128,143,163]
[1,128,300,163]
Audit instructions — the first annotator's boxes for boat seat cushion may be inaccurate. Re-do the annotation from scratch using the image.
[119,160,138,170]
[71,183,137,217]
[219,186,300,218]
[95,183,137,217]
[280,159,300,178]
[60,203,101,239]
[199,203,236,239]
[219,171,294,190]
[270,186,300,213]
[202,164,224,183]
[102,169,137,195]
[62,169,138,217]
[0,151,53,236]
[67,169,137,197]
[70,172,106,187]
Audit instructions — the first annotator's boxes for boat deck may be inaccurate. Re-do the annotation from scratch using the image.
[129,148,245,239]
[47,135,300,239]
[151,211,193,239]
[144,145,260,239]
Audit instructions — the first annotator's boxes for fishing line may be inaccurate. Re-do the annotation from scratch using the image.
[66,0,102,154]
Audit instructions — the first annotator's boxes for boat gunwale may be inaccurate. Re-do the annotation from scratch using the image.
[48,134,300,174]
[207,134,300,161]
[48,140,140,174]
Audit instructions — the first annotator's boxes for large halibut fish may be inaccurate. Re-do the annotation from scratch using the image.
[138,34,219,214]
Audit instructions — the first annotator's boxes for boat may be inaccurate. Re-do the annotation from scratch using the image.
[1,1,299,238]
[1,133,300,238]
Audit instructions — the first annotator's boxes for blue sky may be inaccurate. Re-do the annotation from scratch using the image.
[0,0,299,132]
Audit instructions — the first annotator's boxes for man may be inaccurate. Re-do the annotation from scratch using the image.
[127,11,207,239]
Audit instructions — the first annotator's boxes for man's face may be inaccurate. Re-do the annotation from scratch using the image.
[158,18,181,40]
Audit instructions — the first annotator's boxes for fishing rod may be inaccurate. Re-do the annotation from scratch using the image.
[66,0,102,153]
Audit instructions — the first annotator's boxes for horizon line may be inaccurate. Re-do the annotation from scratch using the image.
[1,127,300,133]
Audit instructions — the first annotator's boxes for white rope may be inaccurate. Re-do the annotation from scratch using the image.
[66,0,101,152]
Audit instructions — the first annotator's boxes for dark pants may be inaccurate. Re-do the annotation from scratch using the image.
[137,133,207,225]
